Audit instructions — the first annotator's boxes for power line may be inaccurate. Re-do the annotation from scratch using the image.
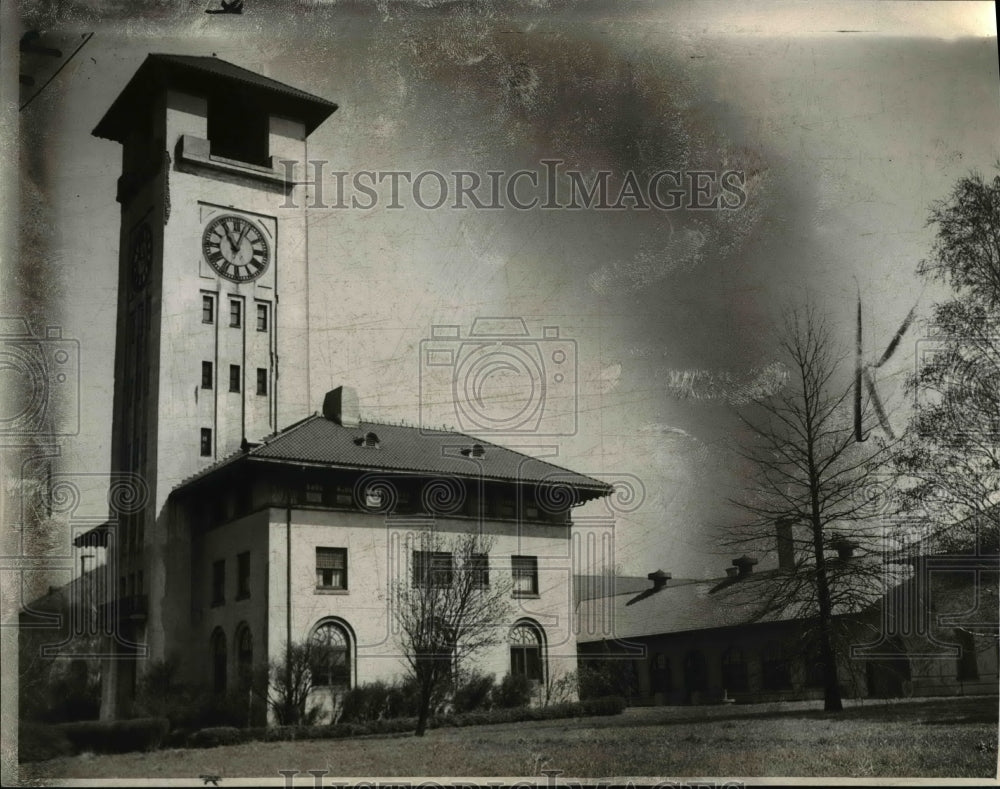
[19,32,94,112]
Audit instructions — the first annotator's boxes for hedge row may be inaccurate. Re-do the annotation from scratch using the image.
[184,697,626,749]
[20,717,170,762]
[59,717,170,755]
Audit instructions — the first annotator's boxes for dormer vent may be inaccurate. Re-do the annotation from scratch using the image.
[647,569,671,590]
[732,555,758,578]
[831,536,859,560]
[461,443,486,458]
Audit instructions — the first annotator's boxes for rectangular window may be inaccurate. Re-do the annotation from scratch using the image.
[256,303,268,332]
[316,547,347,590]
[237,551,250,600]
[305,483,323,504]
[211,559,225,606]
[512,555,538,597]
[335,485,353,506]
[200,428,212,457]
[229,299,242,328]
[413,550,453,588]
[256,368,267,396]
[468,553,489,589]
[202,294,215,324]
[201,361,213,389]
[229,364,241,393]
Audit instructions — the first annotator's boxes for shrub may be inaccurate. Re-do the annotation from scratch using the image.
[18,721,74,763]
[187,726,246,748]
[339,681,393,723]
[492,673,533,708]
[59,717,169,754]
[429,696,625,730]
[451,671,495,713]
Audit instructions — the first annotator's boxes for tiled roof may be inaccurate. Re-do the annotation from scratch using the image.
[93,54,337,142]
[576,563,907,642]
[147,54,336,107]
[174,414,612,499]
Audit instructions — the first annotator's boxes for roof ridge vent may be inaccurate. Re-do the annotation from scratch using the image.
[647,569,671,590]
[353,431,380,448]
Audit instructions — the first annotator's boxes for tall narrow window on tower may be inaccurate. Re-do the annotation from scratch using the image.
[201,361,213,390]
[229,299,242,328]
[200,428,212,457]
[256,303,268,332]
[207,91,270,167]
[202,294,215,324]
[229,364,241,393]
[256,368,267,396]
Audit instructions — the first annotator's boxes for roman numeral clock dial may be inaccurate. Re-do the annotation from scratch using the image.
[201,214,271,282]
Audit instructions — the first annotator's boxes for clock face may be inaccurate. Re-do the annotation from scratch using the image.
[130,222,153,291]
[201,214,270,283]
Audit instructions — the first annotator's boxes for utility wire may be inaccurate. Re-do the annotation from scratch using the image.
[19,32,94,112]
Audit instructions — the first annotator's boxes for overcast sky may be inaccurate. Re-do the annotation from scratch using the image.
[8,0,999,581]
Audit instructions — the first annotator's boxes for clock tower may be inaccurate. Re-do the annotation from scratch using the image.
[92,55,336,715]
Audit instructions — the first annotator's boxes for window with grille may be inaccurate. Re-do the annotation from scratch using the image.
[761,641,792,690]
[211,559,225,606]
[468,553,489,589]
[509,622,543,682]
[309,621,351,687]
[237,551,250,599]
[721,645,748,692]
[202,294,215,324]
[511,555,538,596]
[316,547,347,590]
[413,550,453,588]
[211,627,227,693]
[305,483,324,504]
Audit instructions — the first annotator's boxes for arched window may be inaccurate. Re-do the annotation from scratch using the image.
[235,623,253,689]
[721,646,748,692]
[682,650,707,693]
[761,640,791,690]
[509,621,545,682]
[309,620,352,688]
[210,627,227,693]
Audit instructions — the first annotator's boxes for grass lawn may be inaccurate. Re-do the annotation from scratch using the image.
[19,696,999,782]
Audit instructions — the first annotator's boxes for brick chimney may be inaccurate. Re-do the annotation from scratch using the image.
[776,518,795,571]
[323,386,360,427]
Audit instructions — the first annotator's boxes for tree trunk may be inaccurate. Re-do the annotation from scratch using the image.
[415,674,433,736]
[810,505,843,712]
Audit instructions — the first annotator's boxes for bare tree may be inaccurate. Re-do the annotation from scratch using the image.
[728,303,893,712]
[392,531,512,736]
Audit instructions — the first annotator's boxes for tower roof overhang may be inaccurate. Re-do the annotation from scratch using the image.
[92,53,338,143]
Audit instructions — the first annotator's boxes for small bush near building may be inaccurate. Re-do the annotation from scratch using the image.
[452,672,496,713]
[186,726,247,749]
[181,697,627,750]
[18,721,74,763]
[58,717,170,755]
[492,673,533,708]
